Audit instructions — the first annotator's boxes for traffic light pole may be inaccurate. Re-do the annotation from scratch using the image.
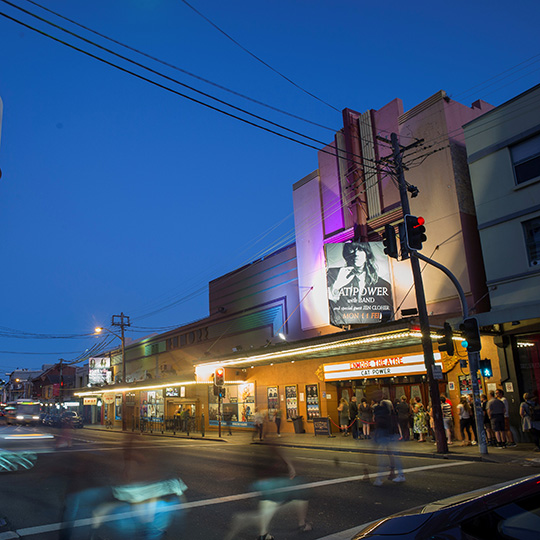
[413,251,487,455]
[391,133,447,454]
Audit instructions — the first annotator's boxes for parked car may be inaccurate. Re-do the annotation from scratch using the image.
[42,414,61,427]
[352,474,540,539]
[60,410,83,428]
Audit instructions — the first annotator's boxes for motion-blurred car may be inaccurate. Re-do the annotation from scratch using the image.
[42,414,61,427]
[352,474,540,539]
[60,410,83,428]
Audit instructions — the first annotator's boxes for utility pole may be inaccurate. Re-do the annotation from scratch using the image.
[112,313,130,431]
[390,133,448,454]
[112,313,130,384]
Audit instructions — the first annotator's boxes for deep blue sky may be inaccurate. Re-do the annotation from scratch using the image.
[1,0,539,372]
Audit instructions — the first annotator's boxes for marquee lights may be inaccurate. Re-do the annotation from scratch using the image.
[74,379,247,397]
[195,330,445,372]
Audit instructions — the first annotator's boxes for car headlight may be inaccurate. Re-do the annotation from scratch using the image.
[16,415,24,420]
[32,416,40,420]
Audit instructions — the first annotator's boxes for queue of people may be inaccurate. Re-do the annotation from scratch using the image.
[337,388,535,449]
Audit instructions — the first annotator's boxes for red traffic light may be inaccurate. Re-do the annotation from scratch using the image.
[215,367,225,386]
[415,216,425,227]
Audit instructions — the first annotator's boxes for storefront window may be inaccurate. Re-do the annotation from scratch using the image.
[516,333,540,398]
[140,390,164,420]
[208,383,255,427]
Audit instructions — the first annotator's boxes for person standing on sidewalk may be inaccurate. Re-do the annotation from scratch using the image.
[457,396,476,446]
[337,398,350,436]
[520,393,540,451]
[349,396,359,440]
[413,396,428,442]
[359,398,373,439]
[440,396,454,445]
[496,388,517,447]
[488,390,507,448]
[481,393,497,446]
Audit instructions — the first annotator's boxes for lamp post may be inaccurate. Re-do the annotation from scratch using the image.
[95,326,125,383]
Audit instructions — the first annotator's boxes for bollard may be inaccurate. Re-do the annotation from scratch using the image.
[202,413,205,437]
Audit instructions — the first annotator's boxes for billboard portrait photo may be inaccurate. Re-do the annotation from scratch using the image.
[325,241,394,326]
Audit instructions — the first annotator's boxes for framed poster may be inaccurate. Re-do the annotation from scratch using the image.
[267,386,279,411]
[459,374,472,395]
[305,384,321,420]
[285,385,298,420]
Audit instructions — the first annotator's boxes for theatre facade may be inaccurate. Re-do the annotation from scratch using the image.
[76,90,505,434]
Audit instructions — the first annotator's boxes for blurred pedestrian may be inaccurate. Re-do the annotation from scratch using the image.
[225,442,311,540]
[253,408,264,441]
[337,397,350,436]
[395,395,411,441]
[371,392,405,486]
[273,408,282,437]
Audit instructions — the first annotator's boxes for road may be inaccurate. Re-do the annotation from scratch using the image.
[0,424,538,540]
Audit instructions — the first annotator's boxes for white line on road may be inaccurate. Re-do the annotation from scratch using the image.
[4,461,468,537]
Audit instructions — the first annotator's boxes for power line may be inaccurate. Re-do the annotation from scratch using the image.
[0,6,383,176]
[179,0,340,113]
[21,0,338,133]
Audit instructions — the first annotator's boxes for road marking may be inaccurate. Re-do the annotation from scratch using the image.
[5,461,468,537]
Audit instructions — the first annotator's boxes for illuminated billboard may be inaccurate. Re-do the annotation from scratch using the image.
[89,357,112,385]
[325,241,393,326]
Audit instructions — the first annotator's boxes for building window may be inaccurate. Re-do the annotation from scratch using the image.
[511,133,540,185]
[523,216,540,266]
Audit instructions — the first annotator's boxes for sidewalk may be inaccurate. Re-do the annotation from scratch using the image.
[84,424,540,465]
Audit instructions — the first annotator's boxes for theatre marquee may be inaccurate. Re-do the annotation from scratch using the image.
[323,352,442,381]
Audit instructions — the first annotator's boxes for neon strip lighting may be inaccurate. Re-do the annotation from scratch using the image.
[74,380,246,397]
[196,330,445,370]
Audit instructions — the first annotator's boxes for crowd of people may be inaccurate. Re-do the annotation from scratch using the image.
[338,388,540,450]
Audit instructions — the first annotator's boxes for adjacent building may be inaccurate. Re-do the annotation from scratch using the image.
[464,83,540,417]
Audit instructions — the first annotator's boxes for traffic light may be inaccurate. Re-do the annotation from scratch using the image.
[437,322,455,357]
[214,367,225,386]
[404,214,427,251]
[60,376,64,388]
[382,224,398,259]
[459,317,482,353]
[479,359,493,378]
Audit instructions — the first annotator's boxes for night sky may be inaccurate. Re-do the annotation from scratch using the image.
[1,0,539,372]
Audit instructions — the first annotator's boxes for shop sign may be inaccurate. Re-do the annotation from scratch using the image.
[323,352,442,381]
[165,387,179,397]
[313,417,332,436]
[103,394,115,404]
[83,397,98,406]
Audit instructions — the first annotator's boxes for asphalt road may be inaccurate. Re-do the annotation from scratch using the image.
[0,424,539,540]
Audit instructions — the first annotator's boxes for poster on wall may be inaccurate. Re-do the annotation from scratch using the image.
[208,382,255,427]
[325,241,393,326]
[267,386,279,411]
[114,395,122,421]
[285,385,298,420]
[305,384,321,420]
[459,374,473,395]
